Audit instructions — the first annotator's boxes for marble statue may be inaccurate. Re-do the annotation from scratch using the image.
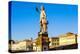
[40,6,48,33]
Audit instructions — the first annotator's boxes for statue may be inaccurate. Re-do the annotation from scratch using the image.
[37,6,49,51]
[40,6,48,33]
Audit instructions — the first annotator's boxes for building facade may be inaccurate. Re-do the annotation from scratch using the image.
[49,32,78,50]
[49,37,59,49]
[59,32,77,46]
[9,40,33,52]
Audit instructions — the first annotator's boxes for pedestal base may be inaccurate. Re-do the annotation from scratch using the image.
[36,32,49,51]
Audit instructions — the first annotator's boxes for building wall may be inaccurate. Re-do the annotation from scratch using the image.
[33,42,36,51]
[11,41,26,51]
[10,40,33,51]
[59,34,77,46]
[49,33,77,49]
[49,37,59,48]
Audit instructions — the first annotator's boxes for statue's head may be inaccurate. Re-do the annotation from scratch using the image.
[41,5,45,10]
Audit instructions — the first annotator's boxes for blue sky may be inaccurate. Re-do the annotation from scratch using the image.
[10,1,78,40]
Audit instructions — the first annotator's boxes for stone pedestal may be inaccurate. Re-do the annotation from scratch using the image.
[36,32,49,51]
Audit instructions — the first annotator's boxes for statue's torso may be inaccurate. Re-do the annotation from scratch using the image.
[41,18,47,24]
